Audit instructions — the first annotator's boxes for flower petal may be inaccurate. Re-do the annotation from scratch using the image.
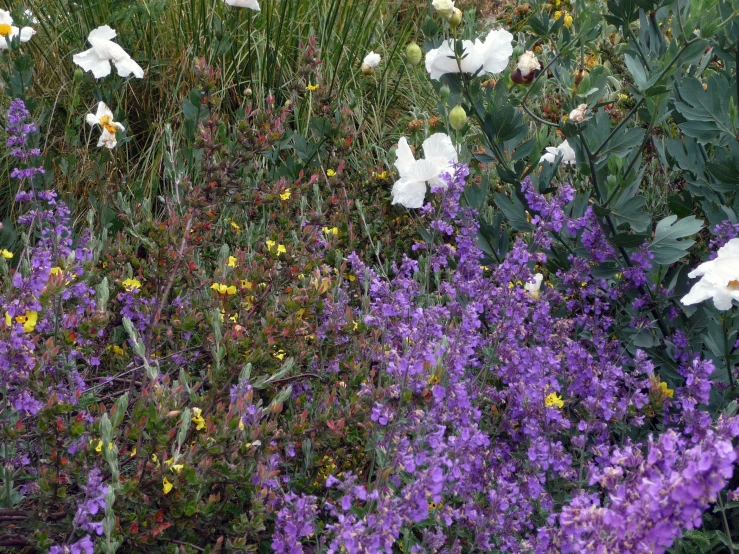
[88,25,118,42]
[19,27,35,42]
[225,0,261,10]
[113,57,144,79]
[425,40,464,81]
[478,29,514,75]
[391,178,427,209]
[395,137,416,177]
[73,48,112,78]
[0,10,13,26]
[422,133,457,165]
[681,279,714,306]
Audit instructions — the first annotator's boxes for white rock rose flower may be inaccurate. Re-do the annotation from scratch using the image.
[432,0,455,19]
[682,238,739,310]
[0,10,35,50]
[539,139,576,166]
[225,0,260,11]
[391,133,458,209]
[86,101,125,149]
[425,29,513,81]
[73,25,144,79]
[524,273,544,300]
[362,51,381,74]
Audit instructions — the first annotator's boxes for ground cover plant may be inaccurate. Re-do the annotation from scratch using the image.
[1,0,739,552]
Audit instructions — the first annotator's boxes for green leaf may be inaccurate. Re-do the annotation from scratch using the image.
[674,76,735,144]
[598,128,644,159]
[611,233,650,247]
[494,192,533,232]
[624,54,647,89]
[649,215,704,265]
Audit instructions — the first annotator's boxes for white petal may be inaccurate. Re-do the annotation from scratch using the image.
[90,38,129,62]
[712,289,736,311]
[422,133,457,165]
[478,29,514,75]
[395,137,416,177]
[681,279,714,306]
[717,238,739,260]
[226,0,261,9]
[85,113,100,127]
[97,129,118,149]
[73,48,112,78]
[391,178,427,209]
[19,27,34,42]
[559,140,577,164]
[113,57,144,78]
[425,41,463,81]
[0,10,13,26]
[406,159,441,184]
[88,25,117,42]
[95,101,113,120]
[363,52,381,68]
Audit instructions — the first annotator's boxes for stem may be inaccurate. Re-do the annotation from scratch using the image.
[724,316,737,390]
[718,494,736,554]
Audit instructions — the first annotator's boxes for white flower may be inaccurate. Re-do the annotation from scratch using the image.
[0,10,35,50]
[86,101,125,149]
[682,239,739,310]
[568,103,589,123]
[225,0,260,11]
[432,0,455,19]
[425,29,513,81]
[362,51,381,74]
[516,50,541,77]
[391,133,458,209]
[539,139,576,165]
[524,273,544,300]
[73,25,144,79]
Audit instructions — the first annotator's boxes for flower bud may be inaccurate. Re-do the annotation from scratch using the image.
[449,8,463,28]
[439,85,450,100]
[432,0,455,20]
[361,63,373,75]
[574,69,585,86]
[73,68,84,82]
[405,42,422,66]
[568,103,589,123]
[449,105,467,131]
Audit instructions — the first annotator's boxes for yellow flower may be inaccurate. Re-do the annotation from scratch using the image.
[658,381,674,399]
[152,453,159,464]
[266,239,276,251]
[130,447,137,457]
[545,392,564,409]
[306,83,319,92]
[170,464,184,474]
[108,344,124,356]
[327,169,336,177]
[163,477,173,494]
[240,280,253,290]
[7,311,38,333]
[231,221,241,232]
[227,256,238,268]
[192,407,206,431]
[0,249,12,259]
[280,189,291,200]
[273,349,286,360]
[617,93,629,101]
[322,226,339,236]
[372,170,389,179]
[276,244,287,255]
[352,321,359,331]
[210,283,237,296]
[122,278,142,292]
[50,267,63,276]
[238,417,245,430]
[95,440,103,453]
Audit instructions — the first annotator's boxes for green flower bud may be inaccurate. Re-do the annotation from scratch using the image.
[405,43,422,66]
[440,85,450,100]
[73,68,84,82]
[449,105,467,131]
[449,8,463,28]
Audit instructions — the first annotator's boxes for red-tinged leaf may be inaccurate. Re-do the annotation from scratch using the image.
[151,522,172,537]
[155,509,165,523]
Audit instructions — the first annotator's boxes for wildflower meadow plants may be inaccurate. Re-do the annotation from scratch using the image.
[1,0,739,552]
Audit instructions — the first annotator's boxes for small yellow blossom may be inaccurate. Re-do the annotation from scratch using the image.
[108,344,124,356]
[352,321,359,331]
[554,10,573,28]
[266,239,276,251]
[238,417,245,430]
[95,440,103,453]
[231,221,241,232]
[170,464,184,474]
[545,392,565,409]
[211,283,237,296]
[241,280,253,290]
[152,453,159,464]
[327,169,336,177]
[276,244,287,255]
[122,278,142,292]
[280,189,291,200]
[227,256,238,268]
[6,311,38,333]
[192,407,206,431]
[658,381,674,399]
[130,447,137,457]
[163,477,173,494]
[617,93,629,101]
[372,170,389,179]
[306,83,319,92]
[273,349,286,360]
[322,226,339,236]
[0,249,12,259]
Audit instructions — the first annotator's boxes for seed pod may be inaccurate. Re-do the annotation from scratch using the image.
[449,105,467,131]
[405,43,422,66]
